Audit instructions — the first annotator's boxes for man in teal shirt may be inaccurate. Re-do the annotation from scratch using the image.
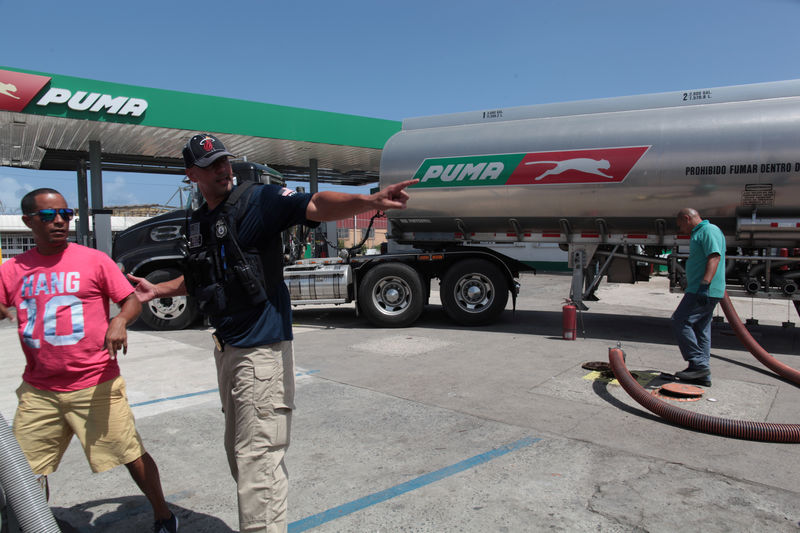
[671,208,726,386]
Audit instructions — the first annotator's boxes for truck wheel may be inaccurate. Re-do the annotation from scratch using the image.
[358,263,424,327]
[441,259,509,326]
[139,268,199,330]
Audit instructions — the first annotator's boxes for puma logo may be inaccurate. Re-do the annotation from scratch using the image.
[0,81,21,99]
[526,158,614,180]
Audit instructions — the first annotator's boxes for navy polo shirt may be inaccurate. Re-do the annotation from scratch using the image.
[201,184,318,347]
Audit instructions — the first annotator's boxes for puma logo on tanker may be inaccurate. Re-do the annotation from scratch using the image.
[0,82,21,99]
[525,158,613,180]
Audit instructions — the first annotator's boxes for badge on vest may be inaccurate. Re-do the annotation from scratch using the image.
[215,218,228,239]
[189,222,203,248]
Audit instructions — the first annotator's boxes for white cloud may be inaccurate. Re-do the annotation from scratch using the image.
[103,175,139,206]
[0,177,33,214]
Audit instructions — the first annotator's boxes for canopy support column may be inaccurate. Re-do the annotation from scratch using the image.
[89,140,112,256]
[76,159,90,247]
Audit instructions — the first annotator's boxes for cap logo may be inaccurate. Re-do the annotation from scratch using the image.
[201,136,215,152]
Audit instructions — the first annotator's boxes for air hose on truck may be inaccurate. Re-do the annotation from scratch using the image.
[0,412,60,532]
[607,292,800,442]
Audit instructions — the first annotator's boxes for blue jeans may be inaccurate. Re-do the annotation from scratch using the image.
[670,293,721,371]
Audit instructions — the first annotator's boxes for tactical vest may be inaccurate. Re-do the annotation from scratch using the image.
[183,182,282,316]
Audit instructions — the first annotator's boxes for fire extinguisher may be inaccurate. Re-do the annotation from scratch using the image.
[562,301,577,340]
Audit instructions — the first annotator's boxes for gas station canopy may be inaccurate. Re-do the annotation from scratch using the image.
[0,66,400,185]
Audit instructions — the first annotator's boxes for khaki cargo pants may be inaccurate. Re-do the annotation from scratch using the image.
[214,340,295,533]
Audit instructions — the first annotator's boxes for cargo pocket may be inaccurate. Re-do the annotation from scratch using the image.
[252,359,292,447]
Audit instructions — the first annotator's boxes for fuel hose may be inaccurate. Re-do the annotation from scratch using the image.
[719,293,800,385]
[608,347,800,442]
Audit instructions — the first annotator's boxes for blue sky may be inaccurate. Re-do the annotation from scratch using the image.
[3,0,800,211]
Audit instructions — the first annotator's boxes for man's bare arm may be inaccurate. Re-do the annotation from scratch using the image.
[0,301,15,321]
[126,273,187,302]
[703,253,721,285]
[305,179,418,222]
[105,293,141,359]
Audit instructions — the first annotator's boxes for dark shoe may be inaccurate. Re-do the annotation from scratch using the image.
[675,367,711,386]
[675,367,710,380]
[154,513,178,533]
[678,376,712,387]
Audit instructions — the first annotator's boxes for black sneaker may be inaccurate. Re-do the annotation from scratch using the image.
[154,512,178,533]
[681,376,712,387]
[674,367,711,386]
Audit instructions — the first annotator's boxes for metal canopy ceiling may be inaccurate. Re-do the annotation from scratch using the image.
[0,67,401,186]
[0,112,385,185]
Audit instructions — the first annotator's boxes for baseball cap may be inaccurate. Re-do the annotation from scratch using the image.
[183,133,234,168]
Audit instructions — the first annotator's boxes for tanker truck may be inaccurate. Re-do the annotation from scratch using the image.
[115,79,800,329]
[291,79,800,325]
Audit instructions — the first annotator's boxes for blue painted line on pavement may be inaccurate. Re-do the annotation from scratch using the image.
[288,435,542,533]
[130,388,218,407]
[130,370,319,407]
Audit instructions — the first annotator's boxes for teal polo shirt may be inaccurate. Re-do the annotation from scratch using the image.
[685,220,726,298]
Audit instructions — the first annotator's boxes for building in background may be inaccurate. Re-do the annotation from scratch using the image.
[107,205,175,217]
[334,210,388,250]
[0,207,387,263]
[0,214,148,262]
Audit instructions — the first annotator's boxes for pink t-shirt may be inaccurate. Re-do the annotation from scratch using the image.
[0,243,134,391]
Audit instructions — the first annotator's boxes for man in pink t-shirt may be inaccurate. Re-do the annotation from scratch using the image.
[0,188,178,533]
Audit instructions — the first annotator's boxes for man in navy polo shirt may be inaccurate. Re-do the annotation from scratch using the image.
[129,133,416,533]
[671,207,726,386]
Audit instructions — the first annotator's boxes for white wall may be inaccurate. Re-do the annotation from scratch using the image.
[0,215,149,232]
[0,215,151,260]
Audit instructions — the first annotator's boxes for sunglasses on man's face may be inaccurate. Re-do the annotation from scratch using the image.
[26,208,74,222]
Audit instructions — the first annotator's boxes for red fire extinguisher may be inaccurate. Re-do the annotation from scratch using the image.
[562,301,577,340]
[780,248,789,271]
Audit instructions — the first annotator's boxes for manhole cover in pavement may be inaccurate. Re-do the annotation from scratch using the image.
[651,382,705,402]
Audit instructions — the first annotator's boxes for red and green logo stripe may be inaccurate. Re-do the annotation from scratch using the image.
[411,147,650,188]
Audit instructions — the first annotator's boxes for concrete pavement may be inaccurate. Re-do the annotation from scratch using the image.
[1,272,799,532]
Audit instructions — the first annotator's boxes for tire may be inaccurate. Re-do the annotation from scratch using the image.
[441,259,509,326]
[358,263,424,327]
[138,268,199,330]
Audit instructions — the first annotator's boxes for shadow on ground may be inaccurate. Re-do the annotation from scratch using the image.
[53,497,233,533]
[291,304,800,356]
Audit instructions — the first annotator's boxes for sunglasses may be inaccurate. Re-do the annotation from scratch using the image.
[26,208,75,222]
